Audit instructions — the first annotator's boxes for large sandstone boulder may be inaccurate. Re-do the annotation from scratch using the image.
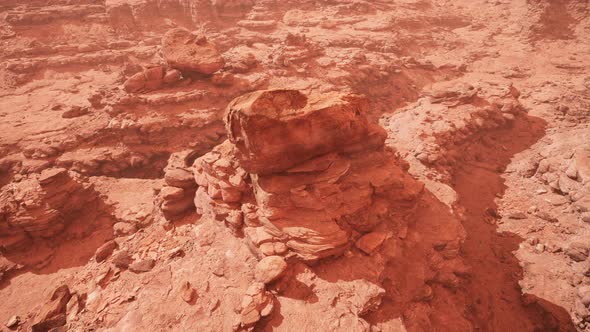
[225,89,387,175]
[162,28,225,75]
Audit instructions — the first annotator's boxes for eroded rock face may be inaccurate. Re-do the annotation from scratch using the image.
[157,152,199,221]
[0,168,100,251]
[162,28,225,75]
[248,148,422,261]
[380,78,527,207]
[192,89,423,261]
[123,65,183,93]
[225,89,386,175]
[106,0,200,32]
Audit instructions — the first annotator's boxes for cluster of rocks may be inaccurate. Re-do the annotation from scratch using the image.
[0,168,100,252]
[122,27,225,94]
[110,203,153,237]
[149,88,425,329]
[175,89,424,262]
[2,36,137,59]
[106,0,193,31]
[106,0,255,32]
[516,134,590,269]
[237,255,287,329]
[5,4,104,26]
[160,166,197,220]
[162,28,224,75]
[56,147,167,177]
[193,141,250,233]
[30,285,72,332]
[123,64,184,93]
[0,19,15,39]
[268,33,323,68]
[95,240,157,274]
[499,112,590,327]
[4,283,85,331]
[535,146,590,216]
[548,195,590,325]
[576,285,590,325]
[380,78,528,206]
[212,0,256,13]
[384,79,525,172]
[237,282,275,330]
[173,88,430,329]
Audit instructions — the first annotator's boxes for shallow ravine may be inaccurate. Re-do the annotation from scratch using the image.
[451,115,575,331]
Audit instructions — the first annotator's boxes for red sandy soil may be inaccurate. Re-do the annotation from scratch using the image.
[0,0,589,331]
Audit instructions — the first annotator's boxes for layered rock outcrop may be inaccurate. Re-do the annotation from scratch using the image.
[123,64,183,93]
[105,0,255,31]
[193,141,250,232]
[190,89,424,261]
[225,90,385,174]
[0,168,100,251]
[162,28,225,75]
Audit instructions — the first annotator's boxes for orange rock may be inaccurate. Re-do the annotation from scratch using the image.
[95,240,118,263]
[0,169,100,247]
[31,285,71,332]
[164,168,196,188]
[180,281,197,303]
[163,69,182,84]
[162,28,224,74]
[123,71,146,93]
[355,231,388,255]
[225,89,386,175]
[240,282,274,327]
[254,256,287,284]
[129,258,156,273]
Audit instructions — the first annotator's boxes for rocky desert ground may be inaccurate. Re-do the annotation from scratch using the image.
[0,0,589,331]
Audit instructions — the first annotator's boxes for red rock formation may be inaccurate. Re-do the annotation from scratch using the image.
[162,28,225,75]
[0,168,100,251]
[225,90,385,174]
[192,89,423,261]
[193,140,250,232]
[0,1,587,331]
